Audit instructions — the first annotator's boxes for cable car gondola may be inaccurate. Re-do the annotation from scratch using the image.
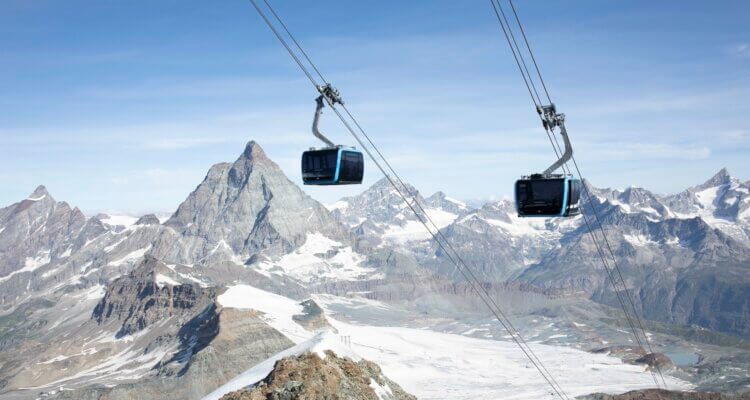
[301,84,364,186]
[515,105,581,217]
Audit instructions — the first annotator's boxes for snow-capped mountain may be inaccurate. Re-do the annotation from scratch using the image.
[662,168,750,241]
[327,167,750,337]
[328,177,468,246]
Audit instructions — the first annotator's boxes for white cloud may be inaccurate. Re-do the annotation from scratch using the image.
[142,137,229,150]
[580,142,710,161]
[716,130,748,144]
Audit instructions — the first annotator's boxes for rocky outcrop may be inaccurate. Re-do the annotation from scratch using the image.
[135,214,161,225]
[219,350,416,400]
[292,300,334,332]
[634,353,675,371]
[92,257,217,337]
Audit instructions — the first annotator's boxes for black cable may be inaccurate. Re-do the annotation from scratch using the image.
[491,0,544,107]
[247,0,318,87]
[489,0,540,108]
[260,0,328,86]
[508,0,552,104]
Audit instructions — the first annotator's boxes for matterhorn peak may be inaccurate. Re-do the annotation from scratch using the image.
[153,139,351,265]
[240,140,270,163]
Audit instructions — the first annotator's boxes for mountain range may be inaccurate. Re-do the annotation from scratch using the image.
[0,141,748,399]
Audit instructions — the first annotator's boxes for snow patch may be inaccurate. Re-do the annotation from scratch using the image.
[100,215,139,228]
[108,246,151,267]
[217,285,309,343]
[381,208,457,243]
[695,186,720,211]
[155,274,180,288]
[0,251,51,283]
[326,200,350,212]
[370,378,394,400]
[445,196,468,209]
[623,233,656,247]
[256,233,375,283]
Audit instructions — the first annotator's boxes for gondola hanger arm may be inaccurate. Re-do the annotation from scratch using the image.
[311,84,344,148]
[538,104,572,176]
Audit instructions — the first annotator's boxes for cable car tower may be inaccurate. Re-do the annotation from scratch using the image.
[515,104,581,217]
[301,84,364,185]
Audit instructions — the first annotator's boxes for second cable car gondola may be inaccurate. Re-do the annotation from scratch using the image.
[301,84,364,186]
[515,104,581,217]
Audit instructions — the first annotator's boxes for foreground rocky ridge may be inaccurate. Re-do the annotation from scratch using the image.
[219,350,416,400]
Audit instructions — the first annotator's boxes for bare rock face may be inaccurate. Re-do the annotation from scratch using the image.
[292,299,334,332]
[581,389,750,400]
[0,185,87,302]
[220,350,416,400]
[135,214,161,225]
[92,256,217,337]
[634,353,675,372]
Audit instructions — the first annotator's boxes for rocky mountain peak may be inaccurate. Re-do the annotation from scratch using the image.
[240,140,269,163]
[136,214,161,225]
[29,185,50,199]
[427,190,447,201]
[153,140,350,264]
[698,167,735,190]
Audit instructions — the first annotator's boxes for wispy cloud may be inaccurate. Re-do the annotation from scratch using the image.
[79,76,308,101]
[728,43,750,58]
[142,137,230,150]
[716,129,748,144]
[579,142,711,161]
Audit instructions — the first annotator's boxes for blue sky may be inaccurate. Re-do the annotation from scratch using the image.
[1,0,748,215]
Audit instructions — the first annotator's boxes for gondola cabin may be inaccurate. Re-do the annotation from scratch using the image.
[515,174,581,217]
[301,147,364,185]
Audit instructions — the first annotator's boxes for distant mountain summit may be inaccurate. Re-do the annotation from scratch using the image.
[662,168,750,226]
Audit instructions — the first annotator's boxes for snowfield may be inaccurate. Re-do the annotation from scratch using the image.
[254,232,376,283]
[382,208,458,243]
[210,284,691,400]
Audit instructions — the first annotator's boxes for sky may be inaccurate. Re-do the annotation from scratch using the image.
[1,0,749,215]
